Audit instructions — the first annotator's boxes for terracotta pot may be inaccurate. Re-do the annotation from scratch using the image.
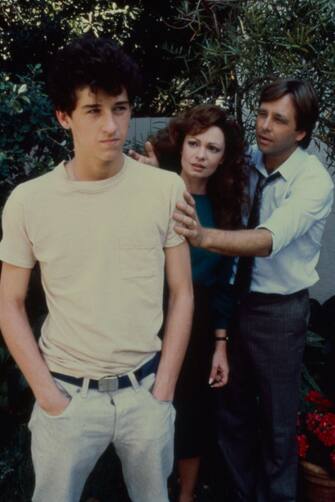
[301,460,335,502]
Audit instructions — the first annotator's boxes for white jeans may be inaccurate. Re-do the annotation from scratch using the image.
[28,372,175,502]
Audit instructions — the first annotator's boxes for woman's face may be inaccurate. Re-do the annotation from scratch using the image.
[181,126,225,181]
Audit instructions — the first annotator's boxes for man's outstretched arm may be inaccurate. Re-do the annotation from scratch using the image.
[152,242,193,401]
[0,262,70,415]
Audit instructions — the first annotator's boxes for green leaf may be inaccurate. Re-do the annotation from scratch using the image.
[17,84,27,94]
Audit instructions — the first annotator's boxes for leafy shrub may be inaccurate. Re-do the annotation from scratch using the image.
[0,65,70,209]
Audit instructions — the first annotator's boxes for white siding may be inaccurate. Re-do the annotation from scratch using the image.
[310,205,335,303]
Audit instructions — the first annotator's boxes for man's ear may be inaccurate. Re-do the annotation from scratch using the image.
[296,129,306,143]
[56,110,71,130]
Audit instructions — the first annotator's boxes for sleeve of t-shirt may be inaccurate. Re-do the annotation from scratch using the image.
[164,173,186,248]
[0,186,36,268]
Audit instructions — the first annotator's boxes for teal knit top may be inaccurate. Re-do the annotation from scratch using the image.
[191,194,235,329]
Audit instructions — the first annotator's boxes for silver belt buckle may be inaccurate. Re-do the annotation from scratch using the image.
[98,376,119,393]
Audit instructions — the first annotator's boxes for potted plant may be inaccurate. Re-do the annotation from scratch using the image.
[298,390,335,501]
[297,313,335,502]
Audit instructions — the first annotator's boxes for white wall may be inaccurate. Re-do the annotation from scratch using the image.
[310,205,335,303]
[308,142,334,304]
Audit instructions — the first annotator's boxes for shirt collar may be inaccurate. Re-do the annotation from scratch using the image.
[252,146,307,181]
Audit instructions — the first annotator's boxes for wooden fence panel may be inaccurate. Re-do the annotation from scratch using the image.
[124,117,170,152]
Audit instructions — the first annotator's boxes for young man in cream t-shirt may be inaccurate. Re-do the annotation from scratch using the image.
[0,37,193,502]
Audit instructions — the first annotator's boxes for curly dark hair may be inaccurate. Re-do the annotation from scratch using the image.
[151,105,248,230]
[47,35,142,114]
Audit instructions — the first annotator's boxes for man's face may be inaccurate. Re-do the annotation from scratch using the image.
[57,87,131,166]
[256,94,306,167]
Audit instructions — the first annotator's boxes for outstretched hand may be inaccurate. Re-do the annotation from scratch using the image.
[173,191,205,248]
[128,141,159,167]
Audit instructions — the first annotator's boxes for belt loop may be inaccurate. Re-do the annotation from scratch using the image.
[81,377,90,398]
[128,371,140,389]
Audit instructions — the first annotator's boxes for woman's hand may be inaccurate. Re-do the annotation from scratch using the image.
[208,336,230,388]
[128,141,159,167]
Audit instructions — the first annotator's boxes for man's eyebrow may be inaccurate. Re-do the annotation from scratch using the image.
[273,113,289,122]
[82,104,101,110]
[258,107,289,122]
[81,100,130,109]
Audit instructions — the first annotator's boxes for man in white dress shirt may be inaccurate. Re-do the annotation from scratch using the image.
[173,79,334,501]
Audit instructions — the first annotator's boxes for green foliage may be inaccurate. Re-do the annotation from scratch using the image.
[0,65,70,207]
[0,343,10,411]
[0,0,183,116]
[0,424,33,501]
[301,330,326,398]
[160,0,335,169]
[0,0,141,69]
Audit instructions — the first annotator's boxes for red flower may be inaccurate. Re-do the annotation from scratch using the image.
[305,390,334,410]
[306,411,335,447]
[298,391,335,476]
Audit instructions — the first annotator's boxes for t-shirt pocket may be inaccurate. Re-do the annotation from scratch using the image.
[118,237,163,279]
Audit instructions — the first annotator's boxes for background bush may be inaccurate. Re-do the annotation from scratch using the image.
[0,65,70,211]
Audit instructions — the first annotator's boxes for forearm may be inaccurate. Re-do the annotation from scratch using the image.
[153,288,193,400]
[214,329,229,357]
[202,228,272,257]
[0,299,59,406]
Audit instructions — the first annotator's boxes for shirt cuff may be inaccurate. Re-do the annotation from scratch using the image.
[256,223,276,256]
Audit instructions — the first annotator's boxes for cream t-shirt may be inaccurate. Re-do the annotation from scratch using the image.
[0,155,185,378]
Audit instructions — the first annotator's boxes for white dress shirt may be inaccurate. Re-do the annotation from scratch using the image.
[249,146,334,294]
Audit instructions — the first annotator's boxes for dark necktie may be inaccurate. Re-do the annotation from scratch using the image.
[235,170,281,295]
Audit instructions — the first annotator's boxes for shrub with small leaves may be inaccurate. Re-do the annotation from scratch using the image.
[0,65,71,209]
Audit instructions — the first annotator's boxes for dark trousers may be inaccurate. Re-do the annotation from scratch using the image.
[218,289,309,502]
